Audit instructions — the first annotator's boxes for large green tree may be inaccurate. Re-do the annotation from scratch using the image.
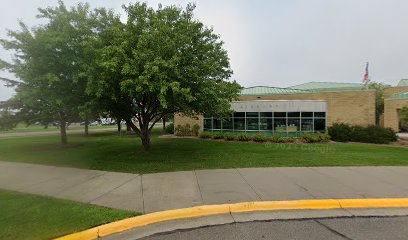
[88,3,241,151]
[0,2,101,143]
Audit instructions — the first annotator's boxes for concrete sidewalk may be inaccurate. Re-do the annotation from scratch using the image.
[1,161,408,213]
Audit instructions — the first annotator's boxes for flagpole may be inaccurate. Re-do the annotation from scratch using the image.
[363,62,369,90]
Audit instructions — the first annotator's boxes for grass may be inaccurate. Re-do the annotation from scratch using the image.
[0,129,407,174]
[0,123,116,133]
[0,189,137,240]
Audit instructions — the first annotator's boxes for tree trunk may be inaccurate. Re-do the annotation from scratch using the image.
[126,123,132,132]
[60,121,67,145]
[126,118,152,152]
[162,118,166,130]
[117,118,121,132]
[84,118,89,135]
[140,128,151,152]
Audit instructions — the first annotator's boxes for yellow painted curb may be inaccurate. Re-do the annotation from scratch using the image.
[339,198,408,209]
[55,198,408,240]
[55,204,230,240]
[229,199,341,213]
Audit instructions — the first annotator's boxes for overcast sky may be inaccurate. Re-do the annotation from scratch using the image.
[1,0,408,100]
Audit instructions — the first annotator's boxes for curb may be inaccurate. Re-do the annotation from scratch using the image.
[55,198,408,240]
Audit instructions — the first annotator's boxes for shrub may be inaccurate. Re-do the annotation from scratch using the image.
[164,123,174,134]
[184,123,191,134]
[301,133,330,143]
[224,133,236,141]
[328,123,352,142]
[269,136,286,143]
[286,137,297,143]
[199,132,212,139]
[328,123,397,144]
[192,124,200,136]
[174,125,182,136]
[350,125,367,142]
[317,133,331,142]
[384,127,398,142]
[237,133,251,141]
[252,133,268,142]
[211,132,225,139]
[352,125,397,144]
[175,124,191,136]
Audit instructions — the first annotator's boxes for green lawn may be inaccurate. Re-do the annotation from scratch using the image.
[0,189,137,240]
[0,123,116,133]
[0,129,407,174]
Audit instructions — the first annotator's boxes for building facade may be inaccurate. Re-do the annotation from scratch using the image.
[384,79,408,132]
[174,82,379,136]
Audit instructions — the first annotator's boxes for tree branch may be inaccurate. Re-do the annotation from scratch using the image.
[0,77,24,87]
[125,118,142,136]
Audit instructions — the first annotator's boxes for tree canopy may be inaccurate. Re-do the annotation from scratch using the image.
[0,2,241,149]
[87,3,241,150]
[0,2,115,143]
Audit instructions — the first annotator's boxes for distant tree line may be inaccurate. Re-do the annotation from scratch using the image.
[0,1,241,151]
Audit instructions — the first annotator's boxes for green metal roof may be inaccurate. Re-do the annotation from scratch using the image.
[289,82,364,91]
[397,79,408,87]
[387,91,408,100]
[240,86,313,96]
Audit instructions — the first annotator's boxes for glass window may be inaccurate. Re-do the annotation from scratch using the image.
[274,112,286,118]
[213,118,222,129]
[287,119,300,132]
[204,118,212,129]
[314,112,326,118]
[222,119,232,130]
[288,112,300,118]
[246,112,259,117]
[274,118,286,133]
[234,118,245,131]
[301,112,313,118]
[260,118,272,130]
[260,112,272,118]
[314,118,326,132]
[234,112,245,118]
[246,118,259,130]
[301,118,313,132]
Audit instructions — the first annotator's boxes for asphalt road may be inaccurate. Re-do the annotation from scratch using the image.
[141,216,408,240]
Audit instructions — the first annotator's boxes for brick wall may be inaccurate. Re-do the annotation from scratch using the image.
[383,86,408,131]
[384,99,408,131]
[173,114,204,132]
[384,86,408,98]
[239,90,376,127]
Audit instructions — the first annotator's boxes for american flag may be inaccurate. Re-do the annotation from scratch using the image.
[363,62,369,85]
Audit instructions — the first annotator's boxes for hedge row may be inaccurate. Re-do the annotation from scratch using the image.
[328,123,397,144]
[174,124,200,136]
[199,132,330,143]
